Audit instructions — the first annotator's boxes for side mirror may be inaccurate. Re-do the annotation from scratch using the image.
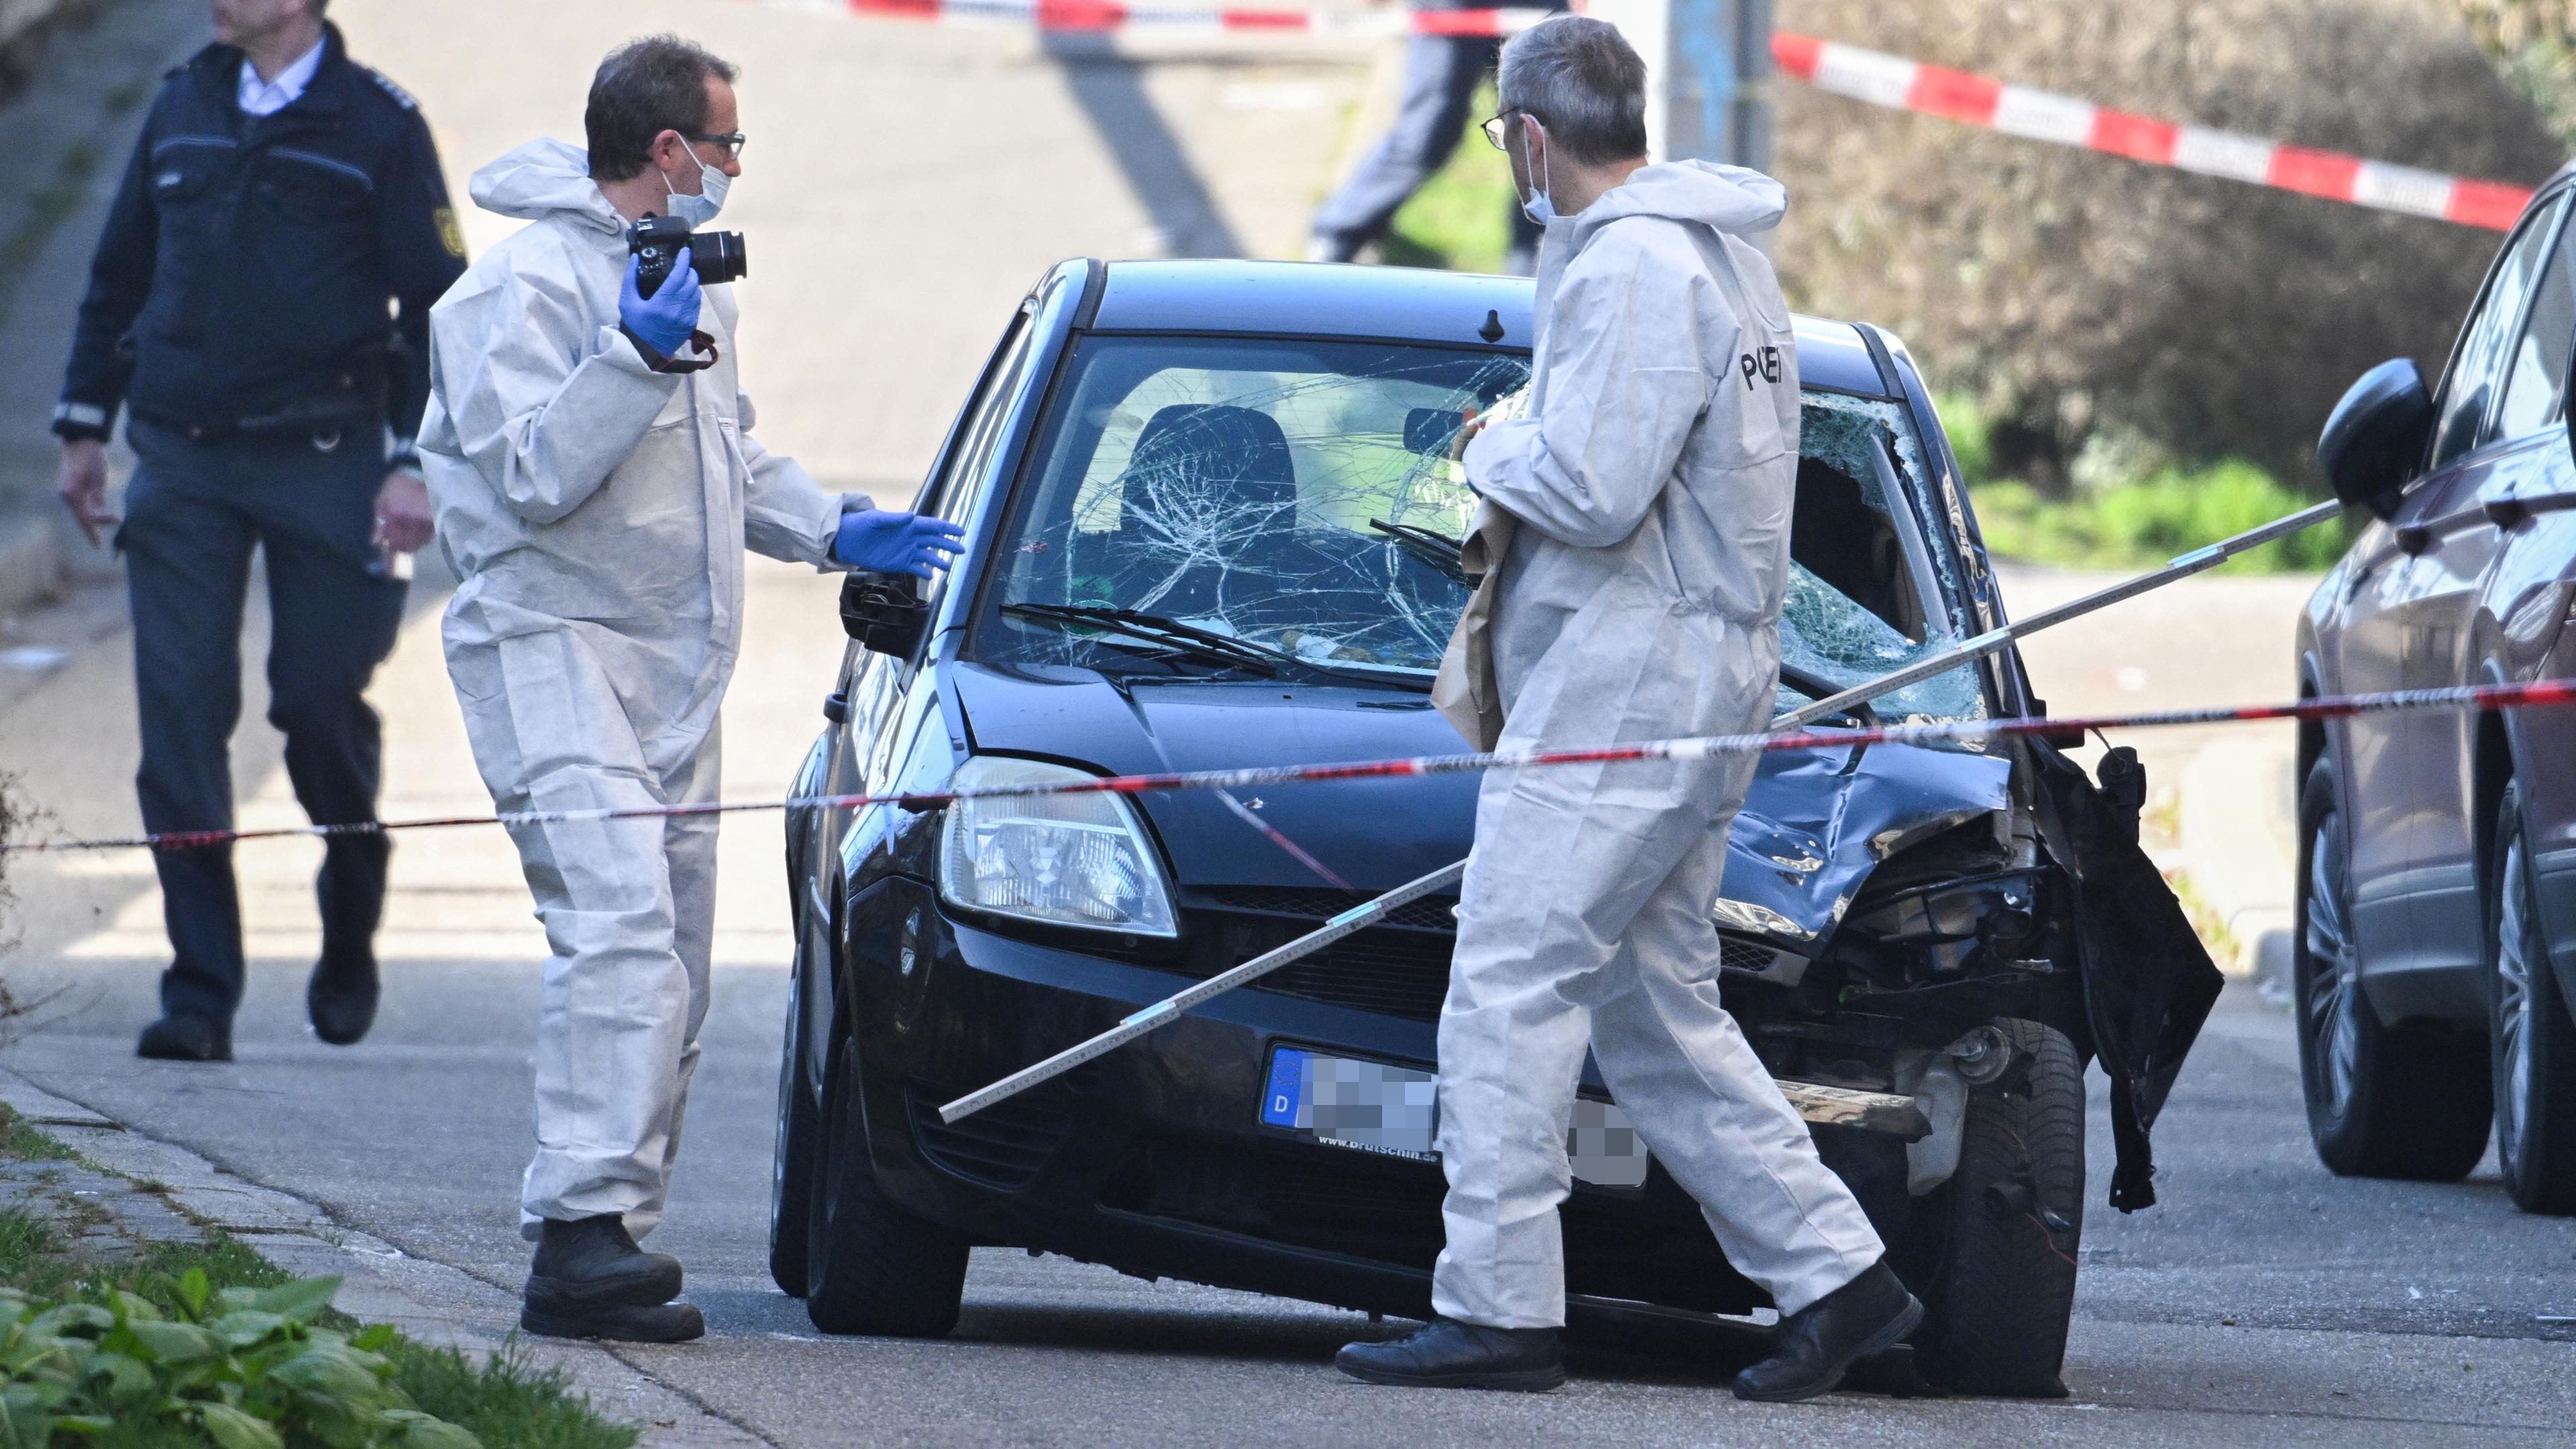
[2316,358,2432,523]
[841,574,930,659]
[1404,407,1467,455]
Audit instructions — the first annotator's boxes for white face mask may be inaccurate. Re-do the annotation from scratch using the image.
[1514,117,1555,226]
[661,140,729,227]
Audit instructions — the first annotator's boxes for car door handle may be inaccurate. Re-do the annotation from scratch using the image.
[822,689,851,725]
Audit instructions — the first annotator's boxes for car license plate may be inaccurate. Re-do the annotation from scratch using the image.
[1259,1046,1650,1187]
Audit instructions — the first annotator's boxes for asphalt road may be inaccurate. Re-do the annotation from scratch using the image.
[5,0,2576,1443]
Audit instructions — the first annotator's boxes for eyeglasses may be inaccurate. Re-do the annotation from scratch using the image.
[686,131,747,160]
[1480,110,1529,151]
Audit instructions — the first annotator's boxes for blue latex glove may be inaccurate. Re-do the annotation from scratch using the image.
[833,508,966,578]
[619,248,702,358]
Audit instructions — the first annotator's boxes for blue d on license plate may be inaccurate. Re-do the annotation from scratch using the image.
[1261,1048,1439,1162]
[1260,1046,1650,1187]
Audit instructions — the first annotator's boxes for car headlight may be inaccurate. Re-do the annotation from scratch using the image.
[938,756,1179,937]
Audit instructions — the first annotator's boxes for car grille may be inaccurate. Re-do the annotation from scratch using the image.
[1719,936,1778,974]
[1189,908,1456,1023]
[1203,884,1460,932]
[908,1083,1069,1191]
[1192,888,1795,1022]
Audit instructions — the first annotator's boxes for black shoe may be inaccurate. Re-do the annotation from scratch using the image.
[525,1214,684,1322]
[1733,1262,1924,1403]
[521,1299,706,1344]
[137,1015,231,1062]
[306,947,380,1046]
[1335,1317,1566,1391]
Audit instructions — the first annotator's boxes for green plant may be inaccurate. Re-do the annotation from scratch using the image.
[0,1272,479,1449]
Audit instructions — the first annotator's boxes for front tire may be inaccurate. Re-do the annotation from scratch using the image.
[2294,755,2490,1179]
[1913,1018,2083,1398]
[2488,780,2576,1215]
[804,1038,971,1337]
[769,944,820,1297]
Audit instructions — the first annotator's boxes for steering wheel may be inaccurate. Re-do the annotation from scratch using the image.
[1774,663,1880,729]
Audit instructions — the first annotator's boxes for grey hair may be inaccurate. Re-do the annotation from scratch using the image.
[1497,16,1648,166]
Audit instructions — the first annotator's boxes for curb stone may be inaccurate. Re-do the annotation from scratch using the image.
[0,1067,771,1449]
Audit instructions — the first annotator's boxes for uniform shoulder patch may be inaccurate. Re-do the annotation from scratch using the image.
[362,66,420,111]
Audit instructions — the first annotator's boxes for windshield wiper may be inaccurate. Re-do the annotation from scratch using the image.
[1004,602,1281,678]
[1002,602,1429,692]
[1370,519,1469,585]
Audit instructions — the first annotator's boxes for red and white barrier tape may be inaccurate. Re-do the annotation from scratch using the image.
[1771,34,2534,231]
[773,0,1554,37]
[777,0,2539,231]
[6,678,2571,856]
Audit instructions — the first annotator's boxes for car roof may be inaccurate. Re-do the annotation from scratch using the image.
[1089,259,1893,399]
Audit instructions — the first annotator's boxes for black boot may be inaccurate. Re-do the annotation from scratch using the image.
[521,1216,702,1343]
[1732,1262,1923,1403]
[305,947,380,1046]
[137,1014,231,1062]
[308,836,386,1045]
[1335,1317,1566,1391]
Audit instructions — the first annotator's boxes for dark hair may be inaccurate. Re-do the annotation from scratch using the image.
[585,35,738,182]
[1498,17,1648,166]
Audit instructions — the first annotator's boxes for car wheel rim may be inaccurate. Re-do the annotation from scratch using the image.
[2304,806,2361,1116]
[2498,831,2535,1171]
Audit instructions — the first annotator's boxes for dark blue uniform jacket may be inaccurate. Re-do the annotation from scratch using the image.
[54,23,464,452]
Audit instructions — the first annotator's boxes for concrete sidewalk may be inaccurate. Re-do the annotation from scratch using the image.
[0,1067,765,1448]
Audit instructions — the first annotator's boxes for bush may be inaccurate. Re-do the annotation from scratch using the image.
[1970,462,2353,572]
[1773,0,2567,488]
[0,1269,480,1449]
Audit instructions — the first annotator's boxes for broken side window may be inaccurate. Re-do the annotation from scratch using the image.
[1783,396,1989,734]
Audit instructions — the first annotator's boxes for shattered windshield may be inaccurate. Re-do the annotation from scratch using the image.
[978,335,1527,684]
[972,334,1986,727]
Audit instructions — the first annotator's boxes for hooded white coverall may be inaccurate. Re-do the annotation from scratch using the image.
[1434,162,1884,1328]
[417,140,858,1239]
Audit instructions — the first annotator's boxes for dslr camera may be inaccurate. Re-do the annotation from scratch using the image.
[627,213,748,296]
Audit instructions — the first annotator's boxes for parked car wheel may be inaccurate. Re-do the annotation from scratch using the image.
[2489,780,2576,1215]
[769,941,820,1297]
[804,1037,971,1337]
[2295,756,2491,1179]
[1913,1018,2082,1398]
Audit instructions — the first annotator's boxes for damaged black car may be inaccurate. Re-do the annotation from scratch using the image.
[769,258,2221,1397]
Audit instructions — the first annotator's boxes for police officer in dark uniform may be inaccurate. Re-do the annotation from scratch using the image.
[50,0,466,1062]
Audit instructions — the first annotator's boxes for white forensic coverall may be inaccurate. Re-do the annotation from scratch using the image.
[1436,161,1884,1328]
[417,140,857,1239]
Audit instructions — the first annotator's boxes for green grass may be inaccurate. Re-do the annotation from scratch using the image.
[1937,395,2349,574]
[0,1119,638,1449]
[3,1114,81,1162]
[391,1347,636,1449]
[1379,83,1520,274]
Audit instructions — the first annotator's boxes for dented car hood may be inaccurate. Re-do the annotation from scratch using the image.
[948,662,2011,938]
[1717,745,2014,945]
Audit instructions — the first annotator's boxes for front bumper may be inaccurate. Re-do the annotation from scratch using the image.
[837,877,1788,1322]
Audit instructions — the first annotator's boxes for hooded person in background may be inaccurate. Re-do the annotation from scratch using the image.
[418,34,961,1344]
[1336,17,1921,1402]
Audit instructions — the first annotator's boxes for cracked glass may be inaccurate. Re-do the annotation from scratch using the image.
[1784,396,1988,733]
[980,335,1529,686]
[975,334,1985,729]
